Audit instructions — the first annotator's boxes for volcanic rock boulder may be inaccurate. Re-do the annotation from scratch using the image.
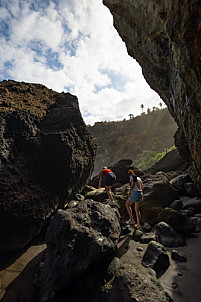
[103,0,201,178]
[0,80,96,252]
[86,187,108,201]
[155,221,186,247]
[99,262,171,302]
[36,199,121,301]
[142,241,170,277]
[158,207,195,236]
[151,148,188,174]
[140,172,179,225]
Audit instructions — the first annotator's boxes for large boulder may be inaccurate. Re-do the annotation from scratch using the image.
[190,217,201,233]
[169,173,200,197]
[36,199,121,301]
[180,196,201,213]
[103,0,201,179]
[0,80,96,252]
[142,241,170,277]
[86,187,108,201]
[151,148,188,174]
[158,207,195,236]
[170,173,192,192]
[98,262,171,302]
[155,221,186,247]
[140,172,179,225]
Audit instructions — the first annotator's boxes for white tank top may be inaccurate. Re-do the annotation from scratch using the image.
[130,175,142,192]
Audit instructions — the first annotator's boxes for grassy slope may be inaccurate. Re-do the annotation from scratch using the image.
[89,108,177,175]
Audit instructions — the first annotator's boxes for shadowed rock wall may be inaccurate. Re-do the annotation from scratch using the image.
[103,0,201,178]
[0,80,96,251]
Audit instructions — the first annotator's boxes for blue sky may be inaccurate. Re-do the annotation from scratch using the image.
[0,0,163,125]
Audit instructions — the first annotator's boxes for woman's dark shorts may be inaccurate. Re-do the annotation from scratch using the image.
[106,172,116,186]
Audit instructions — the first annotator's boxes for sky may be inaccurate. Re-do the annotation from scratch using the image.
[0,0,164,125]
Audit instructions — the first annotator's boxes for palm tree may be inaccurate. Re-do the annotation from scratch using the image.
[147,108,151,114]
[140,104,144,113]
[128,113,134,119]
[159,102,163,110]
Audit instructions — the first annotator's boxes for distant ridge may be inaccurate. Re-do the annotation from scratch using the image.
[88,108,177,175]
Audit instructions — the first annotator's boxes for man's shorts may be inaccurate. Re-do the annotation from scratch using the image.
[105,172,116,186]
[130,191,143,203]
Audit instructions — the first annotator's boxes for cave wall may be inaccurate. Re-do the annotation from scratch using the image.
[103,0,201,178]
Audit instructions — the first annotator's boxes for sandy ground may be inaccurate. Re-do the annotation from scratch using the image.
[0,238,46,302]
[0,230,200,302]
[159,233,201,302]
[116,229,201,302]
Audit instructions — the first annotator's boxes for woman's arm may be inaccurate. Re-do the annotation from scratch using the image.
[98,171,103,189]
[129,179,134,196]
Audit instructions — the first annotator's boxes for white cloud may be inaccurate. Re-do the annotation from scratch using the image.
[0,0,163,125]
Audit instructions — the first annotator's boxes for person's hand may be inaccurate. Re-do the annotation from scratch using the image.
[128,192,131,197]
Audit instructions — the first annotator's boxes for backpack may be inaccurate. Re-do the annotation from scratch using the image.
[131,174,140,189]
[131,174,137,182]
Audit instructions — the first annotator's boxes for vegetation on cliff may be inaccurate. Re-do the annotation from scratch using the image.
[89,108,177,175]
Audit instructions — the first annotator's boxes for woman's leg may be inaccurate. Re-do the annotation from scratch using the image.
[125,198,135,221]
[135,202,141,227]
[105,185,113,201]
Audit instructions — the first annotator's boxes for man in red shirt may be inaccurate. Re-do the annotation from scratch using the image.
[98,167,116,205]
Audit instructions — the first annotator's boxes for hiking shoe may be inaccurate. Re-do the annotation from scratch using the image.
[126,219,135,224]
[109,201,115,205]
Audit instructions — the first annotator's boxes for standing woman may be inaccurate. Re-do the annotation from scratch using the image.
[98,167,116,205]
[125,169,144,228]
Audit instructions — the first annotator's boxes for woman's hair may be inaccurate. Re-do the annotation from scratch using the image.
[128,169,135,176]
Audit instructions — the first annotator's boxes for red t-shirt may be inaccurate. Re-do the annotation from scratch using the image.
[102,169,112,176]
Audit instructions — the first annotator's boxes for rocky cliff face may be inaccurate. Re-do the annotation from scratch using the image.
[0,80,96,252]
[103,0,201,178]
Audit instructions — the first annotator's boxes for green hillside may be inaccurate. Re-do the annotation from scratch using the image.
[88,108,177,175]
